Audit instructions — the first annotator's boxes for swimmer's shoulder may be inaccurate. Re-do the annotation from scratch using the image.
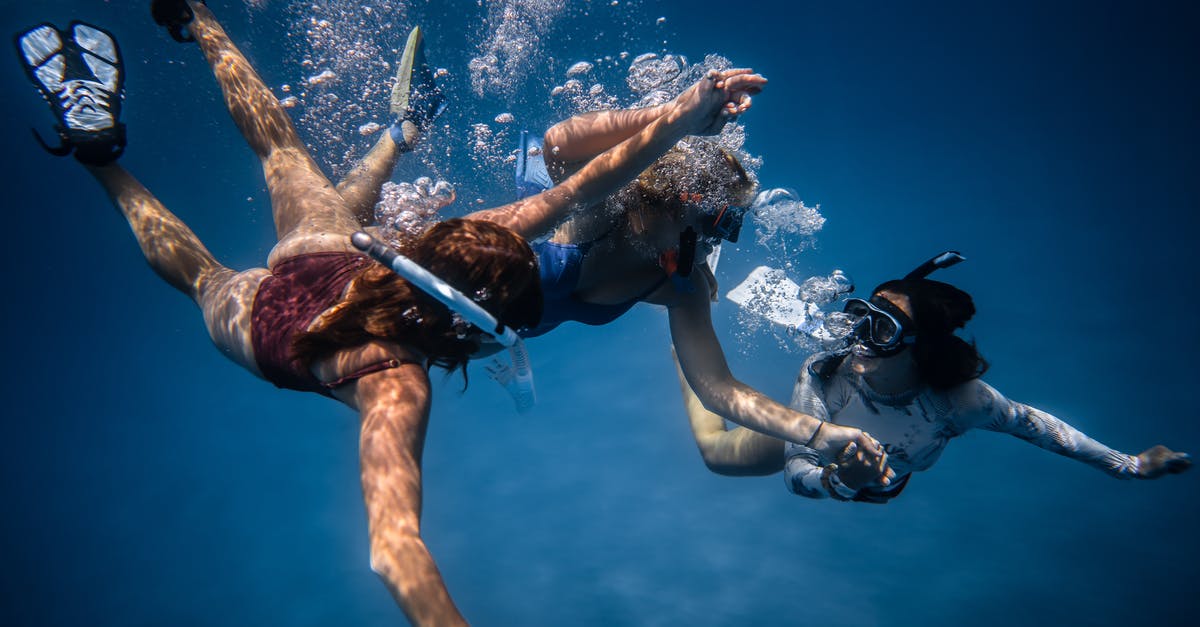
[312,340,429,408]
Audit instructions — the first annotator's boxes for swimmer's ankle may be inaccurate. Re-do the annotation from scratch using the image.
[389,120,420,153]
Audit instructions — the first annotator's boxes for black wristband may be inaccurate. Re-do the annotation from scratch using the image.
[802,422,825,448]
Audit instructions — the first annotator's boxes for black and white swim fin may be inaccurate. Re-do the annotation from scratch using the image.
[15,21,126,165]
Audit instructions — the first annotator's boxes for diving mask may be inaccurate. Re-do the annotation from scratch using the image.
[680,192,747,243]
[843,297,915,355]
[704,203,746,242]
[841,250,967,356]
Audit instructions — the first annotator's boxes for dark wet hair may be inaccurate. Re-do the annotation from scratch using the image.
[873,278,988,389]
[294,218,543,379]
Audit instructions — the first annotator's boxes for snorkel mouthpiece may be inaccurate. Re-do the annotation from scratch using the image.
[351,231,535,411]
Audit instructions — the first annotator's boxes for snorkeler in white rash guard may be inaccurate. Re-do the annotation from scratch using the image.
[677,252,1191,502]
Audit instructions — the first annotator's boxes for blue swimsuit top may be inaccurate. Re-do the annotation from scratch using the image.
[521,238,667,338]
[513,129,666,338]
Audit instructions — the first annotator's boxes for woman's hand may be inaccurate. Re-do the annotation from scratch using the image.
[1135,445,1192,479]
[672,68,767,136]
[808,423,895,487]
[833,440,893,491]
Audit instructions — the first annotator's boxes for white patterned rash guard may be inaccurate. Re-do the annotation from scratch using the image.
[784,352,1141,502]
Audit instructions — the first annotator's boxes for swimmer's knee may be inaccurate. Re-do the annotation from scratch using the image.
[697,449,739,476]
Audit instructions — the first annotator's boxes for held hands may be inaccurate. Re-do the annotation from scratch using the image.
[833,437,896,491]
[673,68,767,136]
[808,423,896,489]
[1135,445,1192,479]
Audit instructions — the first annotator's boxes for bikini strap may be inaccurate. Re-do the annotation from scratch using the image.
[320,357,424,390]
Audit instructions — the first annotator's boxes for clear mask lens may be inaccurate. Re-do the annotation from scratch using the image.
[872,316,899,344]
[843,298,903,348]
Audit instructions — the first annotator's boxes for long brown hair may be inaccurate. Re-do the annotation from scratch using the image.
[293,218,543,376]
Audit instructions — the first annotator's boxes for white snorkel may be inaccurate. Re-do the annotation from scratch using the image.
[351,231,536,413]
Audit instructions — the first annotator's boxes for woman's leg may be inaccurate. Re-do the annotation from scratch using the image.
[87,163,269,374]
[336,132,402,226]
[674,352,783,476]
[183,1,360,266]
[336,25,445,226]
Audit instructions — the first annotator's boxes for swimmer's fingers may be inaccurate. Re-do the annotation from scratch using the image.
[1136,445,1192,478]
[721,100,745,116]
[719,67,756,78]
[878,451,897,485]
[678,71,729,123]
[732,94,752,114]
[837,441,858,463]
[857,431,885,458]
[855,432,892,486]
[1167,452,1192,474]
[722,71,766,94]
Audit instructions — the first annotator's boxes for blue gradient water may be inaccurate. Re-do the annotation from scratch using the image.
[2,1,1197,626]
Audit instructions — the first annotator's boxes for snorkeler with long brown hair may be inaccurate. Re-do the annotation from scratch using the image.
[14,1,790,623]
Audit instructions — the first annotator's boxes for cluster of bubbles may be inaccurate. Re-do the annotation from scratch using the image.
[264,0,832,300]
[468,0,565,99]
[465,121,516,181]
[547,57,623,114]
[728,268,857,354]
[279,0,415,176]
[626,52,685,95]
[749,187,825,258]
[798,270,855,306]
[374,177,456,243]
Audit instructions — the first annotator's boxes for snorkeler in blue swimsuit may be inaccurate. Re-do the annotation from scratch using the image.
[363,67,886,469]
[499,108,895,478]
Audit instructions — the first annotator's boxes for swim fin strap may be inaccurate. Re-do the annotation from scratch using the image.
[515,130,553,199]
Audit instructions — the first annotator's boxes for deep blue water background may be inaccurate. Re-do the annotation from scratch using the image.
[2,1,1198,626]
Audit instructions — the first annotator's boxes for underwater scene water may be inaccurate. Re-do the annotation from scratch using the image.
[2,1,1197,625]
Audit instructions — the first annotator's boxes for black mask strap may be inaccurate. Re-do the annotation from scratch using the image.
[676,227,697,278]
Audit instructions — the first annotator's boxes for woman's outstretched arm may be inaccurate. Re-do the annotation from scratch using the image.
[959,381,1192,479]
[542,104,672,181]
[345,361,468,626]
[466,70,766,240]
[665,283,894,484]
[673,347,784,475]
[542,68,764,180]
